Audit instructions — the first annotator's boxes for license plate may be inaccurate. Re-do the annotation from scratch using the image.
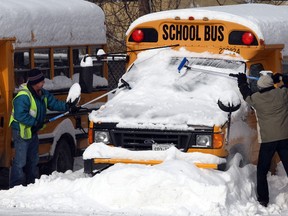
[152,143,174,151]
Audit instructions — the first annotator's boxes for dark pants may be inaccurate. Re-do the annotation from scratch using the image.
[10,129,39,188]
[257,138,288,203]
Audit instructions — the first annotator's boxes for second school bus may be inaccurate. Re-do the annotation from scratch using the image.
[84,4,288,173]
[0,0,108,186]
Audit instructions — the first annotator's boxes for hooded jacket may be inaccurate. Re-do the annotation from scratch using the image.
[244,86,288,143]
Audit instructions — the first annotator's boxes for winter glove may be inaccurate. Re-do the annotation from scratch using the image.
[67,103,81,114]
[66,96,81,114]
[237,73,247,87]
[272,73,282,84]
[66,96,80,107]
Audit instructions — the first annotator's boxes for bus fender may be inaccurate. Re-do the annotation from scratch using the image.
[48,118,76,156]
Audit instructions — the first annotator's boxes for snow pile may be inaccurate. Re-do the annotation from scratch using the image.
[127,4,288,56]
[80,56,93,67]
[90,48,248,129]
[44,76,73,90]
[0,156,288,215]
[43,74,108,91]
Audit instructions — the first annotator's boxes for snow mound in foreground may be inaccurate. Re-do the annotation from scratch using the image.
[0,155,288,216]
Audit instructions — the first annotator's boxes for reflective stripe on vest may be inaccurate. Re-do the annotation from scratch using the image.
[9,85,47,139]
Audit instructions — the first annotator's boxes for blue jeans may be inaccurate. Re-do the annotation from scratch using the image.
[10,129,39,188]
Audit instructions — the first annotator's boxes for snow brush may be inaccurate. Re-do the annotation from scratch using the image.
[178,57,259,80]
[46,79,131,123]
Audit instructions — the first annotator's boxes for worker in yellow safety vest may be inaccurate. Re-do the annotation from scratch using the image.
[9,69,76,188]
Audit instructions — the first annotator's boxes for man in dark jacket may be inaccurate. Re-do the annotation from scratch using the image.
[9,69,76,188]
[237,72,288,207]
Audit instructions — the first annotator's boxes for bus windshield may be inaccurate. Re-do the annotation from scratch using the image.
[89,49,246,129]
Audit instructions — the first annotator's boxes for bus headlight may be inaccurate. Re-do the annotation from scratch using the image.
[94,131,110,144]
[196,135,212,147]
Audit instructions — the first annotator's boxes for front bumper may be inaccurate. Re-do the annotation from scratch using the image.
[84,158,226,174]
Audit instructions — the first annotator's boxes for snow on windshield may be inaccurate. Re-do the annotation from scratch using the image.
[89,48,249,129]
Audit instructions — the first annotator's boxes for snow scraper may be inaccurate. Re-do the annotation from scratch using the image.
[46,79,131,123]
[81,78,131,108]
[46,83,81,123]
[177,57,259,80]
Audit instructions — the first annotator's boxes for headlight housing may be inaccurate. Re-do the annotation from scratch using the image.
[94,131,110,144]
[196,135,212,147]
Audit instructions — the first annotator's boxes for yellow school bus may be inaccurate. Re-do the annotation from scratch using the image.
[85,4,288,173]
[0,0,108,186]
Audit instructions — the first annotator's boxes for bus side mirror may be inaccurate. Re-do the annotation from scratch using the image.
[217,100,241,113]
[80,56,94,93]
[217,99,241,145]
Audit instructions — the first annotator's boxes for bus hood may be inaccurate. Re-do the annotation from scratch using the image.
[89,48,248,130]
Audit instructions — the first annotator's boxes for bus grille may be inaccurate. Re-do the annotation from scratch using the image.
[110,130,192,151]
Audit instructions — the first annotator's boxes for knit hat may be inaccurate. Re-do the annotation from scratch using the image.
[27,69,45,85]
[257,75,274,89]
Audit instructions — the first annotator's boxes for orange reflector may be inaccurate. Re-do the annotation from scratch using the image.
[213,133,224,149]
[88,122,94,144]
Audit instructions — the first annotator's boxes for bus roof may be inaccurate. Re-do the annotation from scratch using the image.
[0,0,106,48]
[127,4,288,55]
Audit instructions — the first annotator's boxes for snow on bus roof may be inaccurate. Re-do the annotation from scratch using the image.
[127,4,288,56]
[0,0,106,48]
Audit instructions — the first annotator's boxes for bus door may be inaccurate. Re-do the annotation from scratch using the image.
[0,39,14,168]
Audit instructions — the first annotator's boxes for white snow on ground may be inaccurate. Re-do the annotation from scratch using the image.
[0,153,288,216]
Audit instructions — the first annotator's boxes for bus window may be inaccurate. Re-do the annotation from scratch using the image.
[54,48,69,77]
[34,49,50,79]
[14,51,30,88]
